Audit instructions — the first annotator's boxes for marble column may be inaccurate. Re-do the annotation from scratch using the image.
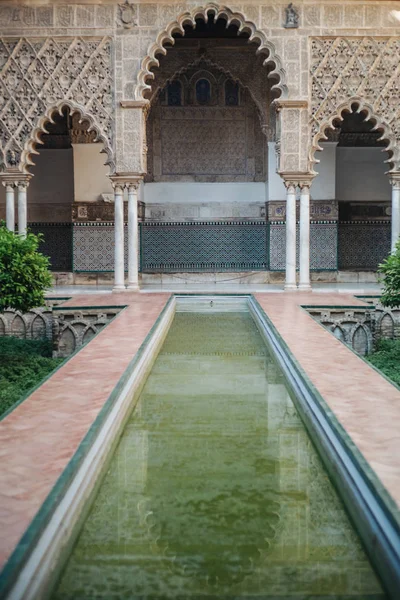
[17,181,28,238]
[113,184,125,292]
[391,177,400,253]
[4,183,15,232]
[285,182,297,291]
[127,183,139,291]
[299,182,311,291]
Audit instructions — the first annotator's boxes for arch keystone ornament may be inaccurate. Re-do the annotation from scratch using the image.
[118,1,137,29]
[134,3,288,101]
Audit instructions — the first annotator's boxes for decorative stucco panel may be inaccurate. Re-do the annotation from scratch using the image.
[310,36,400,170]
[0,36,114,171]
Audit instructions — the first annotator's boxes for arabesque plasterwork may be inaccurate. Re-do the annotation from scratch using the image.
[0,36,114,172]
[134,3,288,102]
[310,37,400,172]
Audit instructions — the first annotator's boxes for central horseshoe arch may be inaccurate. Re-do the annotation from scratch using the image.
[134,3,288,102]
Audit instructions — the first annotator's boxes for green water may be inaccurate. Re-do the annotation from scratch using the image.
[53,312,386,599]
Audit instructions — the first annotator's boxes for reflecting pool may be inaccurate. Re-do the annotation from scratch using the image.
[53,311,386,599]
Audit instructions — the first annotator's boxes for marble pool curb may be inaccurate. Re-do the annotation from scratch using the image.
[1,293,400,599]
[250,296,400,598]
[0,296,175,600]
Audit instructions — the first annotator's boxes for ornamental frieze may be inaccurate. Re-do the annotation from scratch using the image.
[267,200,338,222]
[0,36,113,171]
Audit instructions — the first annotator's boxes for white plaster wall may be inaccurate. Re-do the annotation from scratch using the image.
[72,143,112,202]
[143,182,266,219]
[143,182,266,205]
[29,149,74,204]
[336,147,391,201]
[312,142,337,200]
[0,149,73,206]
[267,142,286,201]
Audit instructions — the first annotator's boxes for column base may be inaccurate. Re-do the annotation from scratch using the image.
[126,283,140,291]
[112,285,126,293]
[284,283,297,292]
[298,283,312,291]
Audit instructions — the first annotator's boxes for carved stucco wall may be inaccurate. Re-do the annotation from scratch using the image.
[0,3,399,178]
[310,36,400,172]
[146,58,267,182]
[147,103,265,182]
[0,36,114,172]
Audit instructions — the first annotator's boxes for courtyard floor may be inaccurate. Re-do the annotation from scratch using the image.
[0,285,398,574]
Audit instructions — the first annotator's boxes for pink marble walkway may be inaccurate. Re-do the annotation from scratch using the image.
[0,292,170,569]
[0,291,399,573]
[255,292,400,511]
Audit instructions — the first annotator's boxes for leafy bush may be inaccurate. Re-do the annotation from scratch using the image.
[366,338,400,386]
[0,337,62,417]
[379,240,400,308]
[0,222,52,313]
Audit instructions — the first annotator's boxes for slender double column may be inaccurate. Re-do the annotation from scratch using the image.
[282,175,314,291]
[284,182,297,290]
[111,176,142,292]
[1,176,30,235]
[391,175,400,253]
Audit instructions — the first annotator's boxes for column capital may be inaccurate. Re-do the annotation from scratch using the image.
[279,172,315,190]
[389,172,400,190]
[109,174,144,192]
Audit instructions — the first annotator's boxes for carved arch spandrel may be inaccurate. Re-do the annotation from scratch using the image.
[134,3,288,101]
[0,36,115,173]
[309,99,398,174]
[310,36,400,172]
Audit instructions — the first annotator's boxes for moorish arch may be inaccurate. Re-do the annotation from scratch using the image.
[309,98,397,174]
[310,36,400,173]
[0,36,114,174]
[23,100,114,174]
[134,3,288,102]
[145,55,267,127]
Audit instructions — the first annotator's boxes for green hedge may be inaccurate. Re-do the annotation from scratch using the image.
[0,337,63,418]
[366,338,400,387]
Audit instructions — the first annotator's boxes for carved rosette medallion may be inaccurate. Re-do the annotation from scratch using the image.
[118,1,136,29]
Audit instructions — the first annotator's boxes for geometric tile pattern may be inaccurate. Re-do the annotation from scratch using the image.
[73,223,128,272]
[338,223,390,270]
[140,222,268,272]
[29,222,73,271]
[270,223,338,271]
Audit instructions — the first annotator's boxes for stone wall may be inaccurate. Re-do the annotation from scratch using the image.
[0,1,399,177]
[0,301,122,358]
[307,299,400,356]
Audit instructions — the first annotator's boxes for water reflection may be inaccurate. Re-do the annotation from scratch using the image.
[53,312,385,599]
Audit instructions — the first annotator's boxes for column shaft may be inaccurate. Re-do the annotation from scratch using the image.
[299,184,311,290]
[5,184,15,232]
[17,183,27,238]
[113,186,125,291]
[285,183,297,290]
[391,180,400,253]
[127,185,139,290]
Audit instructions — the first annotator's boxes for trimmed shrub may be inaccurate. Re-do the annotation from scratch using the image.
[379,240,400,308]
[0,337,62,417]
[0,222,52,313]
